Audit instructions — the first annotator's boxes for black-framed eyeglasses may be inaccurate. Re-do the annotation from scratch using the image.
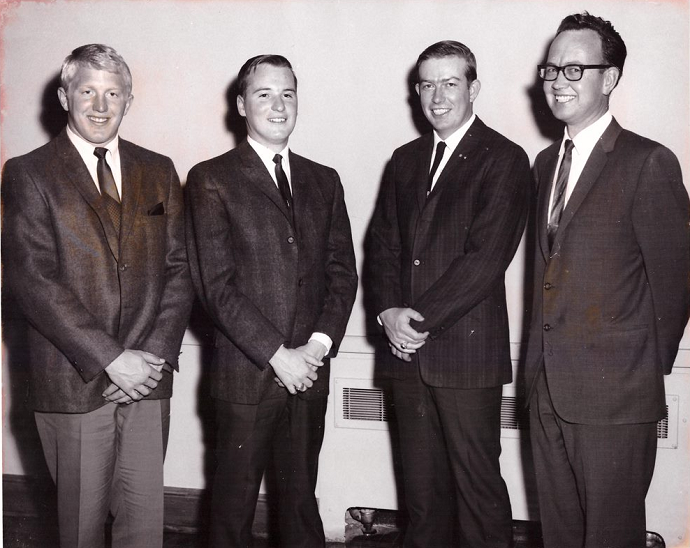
[538,64,613,82]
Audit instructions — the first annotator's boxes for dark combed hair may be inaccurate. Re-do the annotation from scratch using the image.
[557,12,627,78]
[415,40,477,84]
[237,54,297,97]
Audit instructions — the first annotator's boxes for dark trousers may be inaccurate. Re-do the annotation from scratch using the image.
[210,394,328,548]
[392,376,513,548]
[530,371,658,548]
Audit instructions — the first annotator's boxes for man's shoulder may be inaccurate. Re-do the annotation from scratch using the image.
[119,138,174,168]
[289,150,338,178]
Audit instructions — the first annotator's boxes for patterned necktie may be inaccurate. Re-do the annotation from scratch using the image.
[547,139,574,250]
[427,141,446,195]
[93,147,121,233]
[273,153,293,211]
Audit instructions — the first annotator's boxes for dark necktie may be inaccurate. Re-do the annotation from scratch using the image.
[547,139,574,250]
[427,141,446,194]
[93,147,121,233]
[273,154,295,225]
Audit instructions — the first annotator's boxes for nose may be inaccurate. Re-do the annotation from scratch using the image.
[551,69,569,89]
[432,86,444,103]
[93,93,107,112]
[272,96,285,112]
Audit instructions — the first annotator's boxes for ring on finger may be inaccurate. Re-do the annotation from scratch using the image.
[400,341,407,349]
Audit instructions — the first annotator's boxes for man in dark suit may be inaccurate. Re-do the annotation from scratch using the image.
[368,41,530,548]
[2,44,193,547]
[185,54,358,548]
[525,13,690,547]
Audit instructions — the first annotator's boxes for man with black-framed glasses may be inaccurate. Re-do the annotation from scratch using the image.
[524,12,690,548]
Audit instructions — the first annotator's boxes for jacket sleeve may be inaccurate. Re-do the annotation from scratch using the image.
[310,169,358,355]
[185,164,287,370]
[631,145,690,373]
[139,158,194,367]
[1,158,124,382]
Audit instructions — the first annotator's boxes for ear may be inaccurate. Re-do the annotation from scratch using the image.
[57,87,69,112]
[415,83,420,97]
[123,94,134,116]
[469,79,481,103]
[602,67,620,96]
[236,94,246,117]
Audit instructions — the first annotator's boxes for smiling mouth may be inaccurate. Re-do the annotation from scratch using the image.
[268,117,287,123]
[554,95,575,104]
[431,108,451,116]
[88,116,109,124]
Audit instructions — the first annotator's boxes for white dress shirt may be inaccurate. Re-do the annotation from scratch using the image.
[548,112,613,217]
[429,113,476,191]
[66,125,123,199]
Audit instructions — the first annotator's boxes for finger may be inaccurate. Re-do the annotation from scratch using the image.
[148,368,163,382]
[302,354,323,367]
[274,377,285,388]
[407,309,426,322]
[400,324,429,341]
[140,351,166,364]
[135,385,151,397]
[306,370,318,382]
[102,384,120,398]
[103,389,126,402]
[390,346,412,362]
[111,394,134,404]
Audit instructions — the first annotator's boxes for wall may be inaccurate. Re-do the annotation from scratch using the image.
[2,0,689,541]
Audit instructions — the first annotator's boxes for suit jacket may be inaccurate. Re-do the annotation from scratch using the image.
[524,118,690,424]
[2,129,193,413]
[185,140,358,405]
[368,117,531,388]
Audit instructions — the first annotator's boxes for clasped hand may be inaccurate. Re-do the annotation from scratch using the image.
[270,341,326,395]
[379,307,429,362]
[103,349,165,404]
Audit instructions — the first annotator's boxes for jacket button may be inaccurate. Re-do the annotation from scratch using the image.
[413,259,421,266]
[543,324,552,331]
[298,279,304,287]
[119,264,128,271]
[287,236,295,244]
[544,282,552,290]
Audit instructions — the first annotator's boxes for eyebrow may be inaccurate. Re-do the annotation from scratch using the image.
[252,87,296,93]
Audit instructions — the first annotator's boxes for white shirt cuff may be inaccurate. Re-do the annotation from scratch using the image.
[308,332,333,354]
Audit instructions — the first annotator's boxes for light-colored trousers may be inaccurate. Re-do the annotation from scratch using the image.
[35,399,170,548]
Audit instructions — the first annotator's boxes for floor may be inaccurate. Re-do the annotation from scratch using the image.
[3,514,545,547]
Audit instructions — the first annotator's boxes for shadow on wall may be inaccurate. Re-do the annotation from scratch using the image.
[2,73,67,479]
[40,72,68,140]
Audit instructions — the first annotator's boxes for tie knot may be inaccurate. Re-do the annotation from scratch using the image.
[94,147,108,160]
[273,153,283,166]
[563,139,574,154]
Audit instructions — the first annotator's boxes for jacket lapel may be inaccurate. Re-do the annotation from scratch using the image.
[119,140,143,249]
[550,118,622,254]
[56,130,120,261]
[238,140,293,225]
[415,134,435,212]
[537,147,559,262]
[290,152,323,244]
[423,117,484,208]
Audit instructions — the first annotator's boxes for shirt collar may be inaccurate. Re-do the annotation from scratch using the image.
[433,113,476,153]
[563,111,612,156]
[65,124,120,160]
[247,136,290,166]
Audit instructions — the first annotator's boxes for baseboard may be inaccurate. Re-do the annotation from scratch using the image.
[2,474,268,535]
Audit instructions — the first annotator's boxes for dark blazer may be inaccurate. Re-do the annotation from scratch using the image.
[368,117,531,388]
[524,118,690,424]
[185,140,358,405]
[2,129,193,413]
